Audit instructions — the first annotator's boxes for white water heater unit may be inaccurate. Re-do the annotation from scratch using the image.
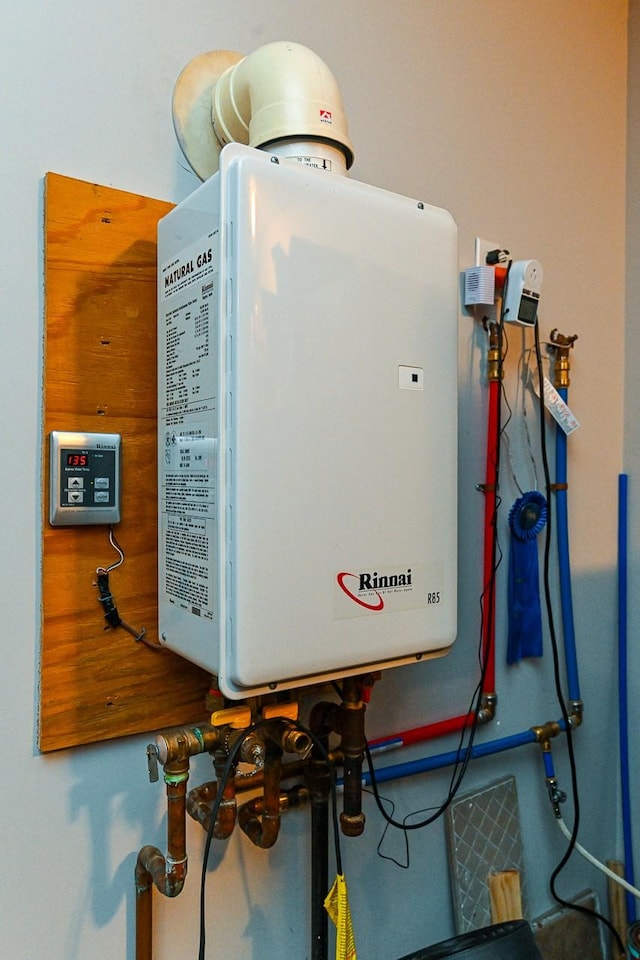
[158,143,458,698]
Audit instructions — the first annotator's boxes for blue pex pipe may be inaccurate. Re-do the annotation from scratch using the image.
[618,473,636,922]
[542,749,555,780]
[359,729,539,788]
[556,387,581,703]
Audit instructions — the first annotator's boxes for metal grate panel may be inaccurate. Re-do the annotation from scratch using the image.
[445,776,527,933]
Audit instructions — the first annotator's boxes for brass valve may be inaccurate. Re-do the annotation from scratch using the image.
[549,329,578,390]
[486,322,503,383]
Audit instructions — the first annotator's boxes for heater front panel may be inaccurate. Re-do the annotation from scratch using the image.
[219,147,458,693]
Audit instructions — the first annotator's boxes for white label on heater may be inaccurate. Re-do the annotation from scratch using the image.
[160,230,219,621]
[291,155,333,171]
[334,563,442,619]
[161,236,216,301]
[162,513,215,621]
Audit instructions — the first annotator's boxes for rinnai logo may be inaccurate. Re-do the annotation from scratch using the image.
[319,109,333,123]
[337,568,412,611]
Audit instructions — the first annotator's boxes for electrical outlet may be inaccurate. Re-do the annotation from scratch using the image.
[474,237,503,267]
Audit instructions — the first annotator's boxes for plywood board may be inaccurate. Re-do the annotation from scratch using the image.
[40,173,211,752]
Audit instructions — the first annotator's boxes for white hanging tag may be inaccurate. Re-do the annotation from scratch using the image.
[531,376,580,435]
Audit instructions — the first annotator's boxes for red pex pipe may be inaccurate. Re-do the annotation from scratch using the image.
[369,712,475,752]
[369,357,500,754]
[480,376,500,692]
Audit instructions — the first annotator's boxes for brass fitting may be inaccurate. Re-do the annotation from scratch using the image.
[486,323,503,383]
[281,725,313,758]
[530,720,562,743]
[531,702,583,744]
[155,723,222,767]
[548,329,578,390]
[339,810,366,837]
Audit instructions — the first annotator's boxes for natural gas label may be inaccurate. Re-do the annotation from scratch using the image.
[161,235,216,301]
[159,230,219,620]
[334,563,442,620]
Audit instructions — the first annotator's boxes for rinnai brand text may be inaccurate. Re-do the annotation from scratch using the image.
[358,569,412,590]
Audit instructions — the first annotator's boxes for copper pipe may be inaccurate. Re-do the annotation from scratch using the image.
[135,757,189,960]
[186,777,237,839]
[238,734,283,848]
[233,757,308,792]
[135,849,153,960]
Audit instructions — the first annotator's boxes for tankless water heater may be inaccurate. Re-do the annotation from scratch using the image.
[158,144,458,699]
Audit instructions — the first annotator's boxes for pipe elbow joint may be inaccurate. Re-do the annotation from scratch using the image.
[238,797,281,849]
[568,701,583,728]
[187,780,237,839]
[135,846,187,899]
[476,692,497,725]
[213,41,354,168]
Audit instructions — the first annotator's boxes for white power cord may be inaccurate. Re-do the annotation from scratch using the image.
[557,816,640,899]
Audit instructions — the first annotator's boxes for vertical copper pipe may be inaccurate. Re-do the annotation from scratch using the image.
[135,759,189,960]
[135,852,154,960]
[237,735,283,848]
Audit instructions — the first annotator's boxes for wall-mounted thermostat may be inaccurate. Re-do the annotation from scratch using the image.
[49,431,121,526]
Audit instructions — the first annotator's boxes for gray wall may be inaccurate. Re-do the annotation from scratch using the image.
[1,2,630,958]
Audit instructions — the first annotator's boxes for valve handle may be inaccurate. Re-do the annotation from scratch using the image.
[146,743,159,783]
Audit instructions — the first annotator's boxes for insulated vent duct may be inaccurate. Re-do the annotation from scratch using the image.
[172,41,354,180]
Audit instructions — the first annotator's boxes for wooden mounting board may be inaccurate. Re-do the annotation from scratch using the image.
[40,173,211,752]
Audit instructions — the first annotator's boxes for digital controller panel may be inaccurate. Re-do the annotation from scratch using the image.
[49,431,121,525]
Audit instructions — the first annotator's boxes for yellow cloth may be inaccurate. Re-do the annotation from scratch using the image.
[324,874,357,960]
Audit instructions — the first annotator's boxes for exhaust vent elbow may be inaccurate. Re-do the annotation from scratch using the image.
[173,42,354,180]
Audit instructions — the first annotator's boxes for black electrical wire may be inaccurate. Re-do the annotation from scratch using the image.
[365,539,498,831]
[532,321,625,957]
[365,296,512,835]
[363,290,618,954]
[364,563,492,833]
[197,717,343,960]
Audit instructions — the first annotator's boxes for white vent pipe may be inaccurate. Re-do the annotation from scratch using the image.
[172,42,354,180]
